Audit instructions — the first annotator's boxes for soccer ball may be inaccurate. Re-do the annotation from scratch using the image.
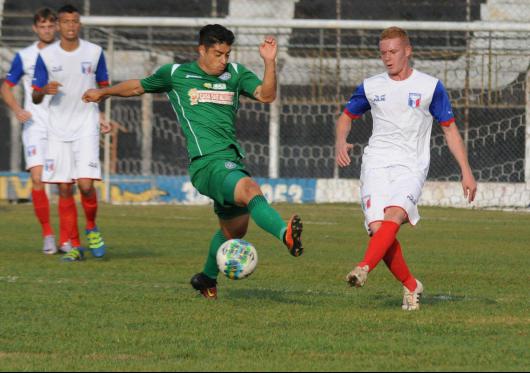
[216,239,258,280]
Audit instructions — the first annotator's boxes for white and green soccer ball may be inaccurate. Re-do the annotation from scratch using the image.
[216,239,258,280]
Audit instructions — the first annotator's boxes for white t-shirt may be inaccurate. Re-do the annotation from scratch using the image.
[344,69,455,178]
[32,39,109,141]
[5,42,51,131]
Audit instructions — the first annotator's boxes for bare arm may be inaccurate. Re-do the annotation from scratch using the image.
[32,81,61,105]
[335,112,354,167]
[82,79,145,103]
[32,89,46,105]
[442,122,477,202]
[1,81,31,122]
[253,36,277,103]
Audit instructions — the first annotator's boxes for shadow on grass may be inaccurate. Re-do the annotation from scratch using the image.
[226,287,314,305]
[376,293,498,308]
[98,248,161,260]
[423,294,498,305]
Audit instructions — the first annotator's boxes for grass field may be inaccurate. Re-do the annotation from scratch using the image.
[0,202,528,371]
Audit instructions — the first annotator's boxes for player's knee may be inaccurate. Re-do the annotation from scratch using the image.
[77,181,95,196]
[78,186,92,196]
[369,221,383,235]
[58,185,73,198]
[242,179,261,195]
[222,225,248,239]
[384,207,408,225]
[236,178,262,205]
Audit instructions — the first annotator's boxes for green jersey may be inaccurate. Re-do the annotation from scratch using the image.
[140,61,262,160]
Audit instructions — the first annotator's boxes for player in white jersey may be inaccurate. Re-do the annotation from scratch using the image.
[1,8,57,255]
[32,4,111,262]
[335,27,477,310]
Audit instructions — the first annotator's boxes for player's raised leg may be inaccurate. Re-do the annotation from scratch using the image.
[233,176,303,257]
[346,207,406,287]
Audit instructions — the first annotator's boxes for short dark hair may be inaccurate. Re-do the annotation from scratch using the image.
[199,24,235,48]
[34,7,56,24]
[57,4,80,16]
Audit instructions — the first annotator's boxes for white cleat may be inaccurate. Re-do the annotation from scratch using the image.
[346,265,369,288]
[58,241,73,254]
[402,279,424,311]
[42,235,57,255]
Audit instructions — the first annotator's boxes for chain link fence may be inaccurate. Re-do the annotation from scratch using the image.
[0,0,529,205]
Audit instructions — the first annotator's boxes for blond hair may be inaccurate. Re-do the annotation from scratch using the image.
[380,27,410,45]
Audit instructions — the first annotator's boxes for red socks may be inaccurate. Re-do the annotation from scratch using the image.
[357,221,417,292]
[358,221,400,271]
[81,192,98,230]
[384,240,417,292]
[57,190,97,247]
[31,189,53,237]
[58,196,80,247]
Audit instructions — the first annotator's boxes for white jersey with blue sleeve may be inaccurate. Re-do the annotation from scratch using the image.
[32,39,109,141]
[344,69,455,178]
[5,42,51,130]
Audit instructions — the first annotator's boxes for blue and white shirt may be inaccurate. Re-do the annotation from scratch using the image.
[32,39,109,141]
[5,42,51,130]
[344,69,455,177]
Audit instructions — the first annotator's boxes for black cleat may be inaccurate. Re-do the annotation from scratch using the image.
[190,272,218,299]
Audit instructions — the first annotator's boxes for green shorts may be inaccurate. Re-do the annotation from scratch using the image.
[189,147,250,220]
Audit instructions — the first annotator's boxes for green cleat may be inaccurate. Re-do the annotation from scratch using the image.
[61,247,85,262]
[86,227,107,258]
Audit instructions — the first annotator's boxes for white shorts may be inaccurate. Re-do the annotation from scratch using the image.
[42,135,101,183]
[22,121,47,170]
[360,165,425,234]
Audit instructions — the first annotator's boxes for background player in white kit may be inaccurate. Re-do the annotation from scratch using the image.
[335,27,477,310]
[1,8,57,255]
[32,4,111,262]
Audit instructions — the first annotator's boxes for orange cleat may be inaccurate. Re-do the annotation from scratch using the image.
[284,215,304,257]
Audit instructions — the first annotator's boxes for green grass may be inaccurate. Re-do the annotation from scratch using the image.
[0,202,529,371]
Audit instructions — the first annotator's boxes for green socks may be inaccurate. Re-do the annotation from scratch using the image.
[203,229,227,279]
[248,195,287,242]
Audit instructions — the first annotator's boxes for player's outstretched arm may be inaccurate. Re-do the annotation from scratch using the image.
[335,112,354,167]
[82,79,145,103]
[1,81,31,123]
[253,36,277,103]
[442,122,477,203]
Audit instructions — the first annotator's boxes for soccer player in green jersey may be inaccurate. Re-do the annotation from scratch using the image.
[82,24,304,299]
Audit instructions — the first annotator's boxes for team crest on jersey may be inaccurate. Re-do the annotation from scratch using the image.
[45,159,54,172]
[218,72,231,81]
[408,93,422,108]
[362,195,371,210]
[26,146,37,157]
[225,161,237,170]
[81,62,92,74]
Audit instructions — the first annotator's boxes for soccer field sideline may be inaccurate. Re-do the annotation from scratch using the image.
[0,203,529,371]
